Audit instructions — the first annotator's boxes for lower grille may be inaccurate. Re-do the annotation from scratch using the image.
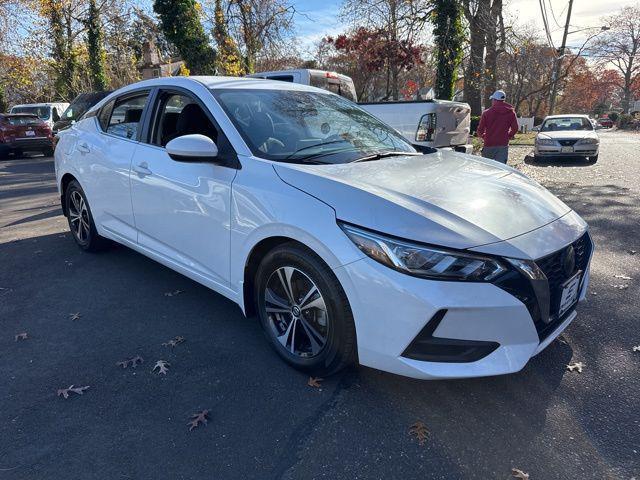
[558,139,578,146]
[534,233,592,339]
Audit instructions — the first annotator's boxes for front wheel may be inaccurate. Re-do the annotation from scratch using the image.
[254,243,356,376]
[589,155,598,163]
[65,180,110,252]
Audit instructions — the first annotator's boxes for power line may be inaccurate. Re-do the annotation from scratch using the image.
[538,0,556,49]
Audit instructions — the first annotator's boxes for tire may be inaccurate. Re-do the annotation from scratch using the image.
[254,243,356,376]
[533,155,541,162]
[589,155,598,163]
[12,149,22,159]
[43,147,54,157]
[64,180,110,252]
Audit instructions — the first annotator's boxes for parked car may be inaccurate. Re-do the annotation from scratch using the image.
[597,117,613,129]
[53,91,113,134]
[55,77,592,380]
[249,69,473,153]
[0,113,53,158]
[9,103,69,131]
[534,114,600,162]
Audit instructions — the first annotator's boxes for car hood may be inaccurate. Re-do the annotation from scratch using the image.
[538,130,598,140]
[273,151,572,251]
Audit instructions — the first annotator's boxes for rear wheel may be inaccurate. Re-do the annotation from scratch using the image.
[43,147,54,157]
[254,243,356,376]
[589,155,598,163]
[64,180,110,252]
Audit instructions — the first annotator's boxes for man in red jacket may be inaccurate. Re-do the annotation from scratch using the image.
[476,90,520,164]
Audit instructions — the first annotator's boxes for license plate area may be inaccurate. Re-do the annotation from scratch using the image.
[561,146,573,153]
[558,271,582,317]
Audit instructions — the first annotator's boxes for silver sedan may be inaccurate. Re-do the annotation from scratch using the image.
[534,114,600,162]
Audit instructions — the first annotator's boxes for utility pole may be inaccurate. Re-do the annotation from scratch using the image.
[548,0,573,115]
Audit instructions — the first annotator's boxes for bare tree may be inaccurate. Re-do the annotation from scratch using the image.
[341,0,430,100]
[592,5,640,113]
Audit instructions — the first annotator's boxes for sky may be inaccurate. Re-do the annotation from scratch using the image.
[291,0,639,56]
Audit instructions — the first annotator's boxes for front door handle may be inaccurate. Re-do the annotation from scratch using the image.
[133,162,152,176]
[77,142,90,153]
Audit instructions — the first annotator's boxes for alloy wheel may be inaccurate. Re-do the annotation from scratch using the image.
[264,266,329,358]
[68,190,90,244]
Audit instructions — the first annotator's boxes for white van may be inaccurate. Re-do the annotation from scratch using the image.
[10,103,70,130]
[247,69,358,102]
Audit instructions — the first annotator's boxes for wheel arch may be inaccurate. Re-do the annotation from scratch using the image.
[242,236,314,317]
[59,172,79,217]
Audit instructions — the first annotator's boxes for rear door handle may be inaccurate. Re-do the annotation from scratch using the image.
[77,142,90,153]
[133,162,152,176]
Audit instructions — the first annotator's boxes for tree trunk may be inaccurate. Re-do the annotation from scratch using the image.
[483,0,502,109]
[463,0,490,115]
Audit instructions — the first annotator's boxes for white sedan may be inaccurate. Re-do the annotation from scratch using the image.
[54,77,592,380]
[534,114,600,162]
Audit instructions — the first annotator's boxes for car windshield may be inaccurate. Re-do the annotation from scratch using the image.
[212,88,416,164]
[4,115,41,126]
[541,117,593,132]
[11,106,50,120]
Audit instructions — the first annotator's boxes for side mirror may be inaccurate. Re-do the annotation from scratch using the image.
[532,126,540,132]
[166,134,219,162]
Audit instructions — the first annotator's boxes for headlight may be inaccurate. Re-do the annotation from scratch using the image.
[339,223,507,281]
[536,138,556,146]
[576,137,599,145]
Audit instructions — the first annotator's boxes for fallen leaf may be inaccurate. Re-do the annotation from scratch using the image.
[614,274,632,280]
[629,250,637,255]
[188,410,209,431]
[633,346,640,352]
[69,312,81,321]
[152,360,170,375]
[164,289,183,297]
[116,355,144,369]
[409,421,429,445]
[567,362,584,373]
[15,332,28,342]
[307,377,323,388]
[162,336,185,348]
[610,284,629,290]
[57,385,90,399]
[512,468,530,480]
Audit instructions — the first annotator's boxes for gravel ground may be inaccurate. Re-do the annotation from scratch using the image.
[0,129,638,479]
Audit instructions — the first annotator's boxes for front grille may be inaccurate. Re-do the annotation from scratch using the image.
[558,139,578,146]
[534,233,592,339]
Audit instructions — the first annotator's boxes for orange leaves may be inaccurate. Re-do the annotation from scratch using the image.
[307,377,323,388]
[116,355,144,369]
[162,336,185,348]
[188,410,209,431]
[152,360,170,375]
[408,421,429,445]
[57,385,89,399]
[15,332,28,342]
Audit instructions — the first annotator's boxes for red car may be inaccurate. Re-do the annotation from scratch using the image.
[598,118,613,128]
[0,113,54,159]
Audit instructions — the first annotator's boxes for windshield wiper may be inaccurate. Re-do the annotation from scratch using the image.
[284,140,351,161]
[350,151,422,163]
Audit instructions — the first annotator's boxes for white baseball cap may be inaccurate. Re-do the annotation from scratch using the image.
[489,90,506,101]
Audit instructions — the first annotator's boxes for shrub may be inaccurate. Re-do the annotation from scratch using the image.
[607,112,619,122]
[618,114,635,129]
[470,115,480,134]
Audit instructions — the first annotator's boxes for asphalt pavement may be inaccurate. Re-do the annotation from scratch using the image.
[0,130,638,479]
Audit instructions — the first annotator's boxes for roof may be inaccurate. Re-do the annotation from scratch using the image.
[543,114,590,119]
[11,102,69,108]
[83,76,337,118]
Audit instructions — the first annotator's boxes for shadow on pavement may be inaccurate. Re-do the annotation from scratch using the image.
[523,154,597,167]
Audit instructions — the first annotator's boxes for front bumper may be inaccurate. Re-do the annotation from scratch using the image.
[535,143,599,157]
[333,237,591,380]
[1,137,53,152]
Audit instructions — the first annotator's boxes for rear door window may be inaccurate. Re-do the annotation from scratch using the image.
[106,93,149,140]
